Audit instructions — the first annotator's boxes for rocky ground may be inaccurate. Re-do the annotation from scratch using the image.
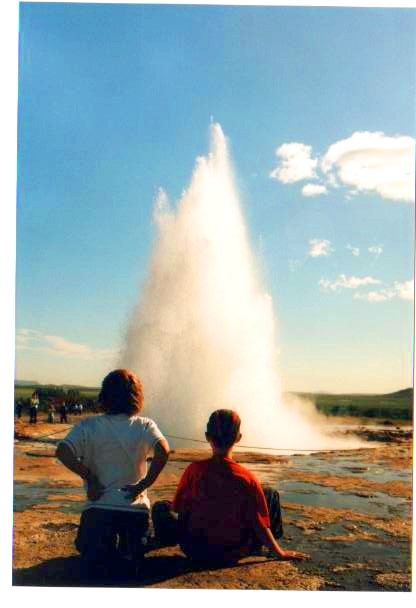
[12,416,413,591]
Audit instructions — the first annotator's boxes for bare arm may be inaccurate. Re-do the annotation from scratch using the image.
[55,442,104,500]
[254,520,309,561]
[140,438,170,490]
[56,442,90,479]
[122,438,170,500]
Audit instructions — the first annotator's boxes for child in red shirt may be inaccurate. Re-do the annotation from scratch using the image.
[152,409,308,564]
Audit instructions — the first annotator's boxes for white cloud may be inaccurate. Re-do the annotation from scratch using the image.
[368,245,383,258]
[354,291,390,302]
[16,328,41,347]
[319,274,381,292]
[347,244,360,257]
[395,280,414,300]
[44,335,91,357]
[308,239,333,258]
[354,280,414,302]
[301,183,328,197]
[269,143,318,184]
[16,328,118,361]
[321,131,415,203]
[271,131,415,203]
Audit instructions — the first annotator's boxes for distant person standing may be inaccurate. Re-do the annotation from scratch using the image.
[30,392,39,424]
[60,402,68,424]
[15,399,23,419]
[79,403,83,416]
[48,401,56,424]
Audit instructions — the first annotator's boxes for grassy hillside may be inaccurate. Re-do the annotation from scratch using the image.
[295,388,413,421]
[14,384,100,402]
[15,382,413,421]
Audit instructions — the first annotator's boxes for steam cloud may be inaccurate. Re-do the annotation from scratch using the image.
[121,124,359,452]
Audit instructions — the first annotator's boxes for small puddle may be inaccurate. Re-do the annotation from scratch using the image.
[279,480,408,517]
[14,482,83,513]
[285,453,411,485]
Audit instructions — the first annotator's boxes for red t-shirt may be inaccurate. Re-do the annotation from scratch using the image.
[173,456,270,556]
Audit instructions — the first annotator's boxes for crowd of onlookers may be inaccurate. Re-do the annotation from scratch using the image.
[14,391,95,424]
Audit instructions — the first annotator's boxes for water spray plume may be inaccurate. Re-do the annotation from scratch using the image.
[121,124,359,452]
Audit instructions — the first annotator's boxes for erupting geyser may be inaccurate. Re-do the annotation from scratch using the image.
[121,124,358,451]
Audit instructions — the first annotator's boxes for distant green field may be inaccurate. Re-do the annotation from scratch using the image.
[14,384,413,421]
[14,386,37,401]
[14,384,100,403]
[295,388,413,421]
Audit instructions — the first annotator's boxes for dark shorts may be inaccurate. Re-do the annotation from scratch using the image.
[75,507,150,563]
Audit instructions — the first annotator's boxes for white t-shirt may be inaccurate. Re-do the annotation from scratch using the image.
[60,413,165,512]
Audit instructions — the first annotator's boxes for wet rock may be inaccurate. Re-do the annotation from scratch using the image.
[375,572,411,590]
[284,467,411,499]
[343,524,358,531]
[13,420,413,591]
[331,562,369,573]
[42,522,78,532]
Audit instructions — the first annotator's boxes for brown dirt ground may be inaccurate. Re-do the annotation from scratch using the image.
[12,418,413,591]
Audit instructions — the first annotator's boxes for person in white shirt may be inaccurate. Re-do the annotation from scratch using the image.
[30,392,39,424]
[56,368,170,579]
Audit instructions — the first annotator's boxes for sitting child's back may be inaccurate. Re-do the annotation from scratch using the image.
[173,454,269,557]
[153,409,307,564]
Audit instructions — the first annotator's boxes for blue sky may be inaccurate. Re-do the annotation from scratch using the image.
[14,2,415,392]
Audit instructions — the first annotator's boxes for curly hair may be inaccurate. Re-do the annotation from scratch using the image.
[99,369,144,417]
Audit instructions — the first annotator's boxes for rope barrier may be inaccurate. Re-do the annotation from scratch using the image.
[15,422,335,453]
[15,424,72,441]
[164,434,331,452]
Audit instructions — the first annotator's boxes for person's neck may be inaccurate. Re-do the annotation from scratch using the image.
[212,446,234,460]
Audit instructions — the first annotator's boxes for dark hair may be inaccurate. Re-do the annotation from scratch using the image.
[99,369,144,417]
[206,409,241,448]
